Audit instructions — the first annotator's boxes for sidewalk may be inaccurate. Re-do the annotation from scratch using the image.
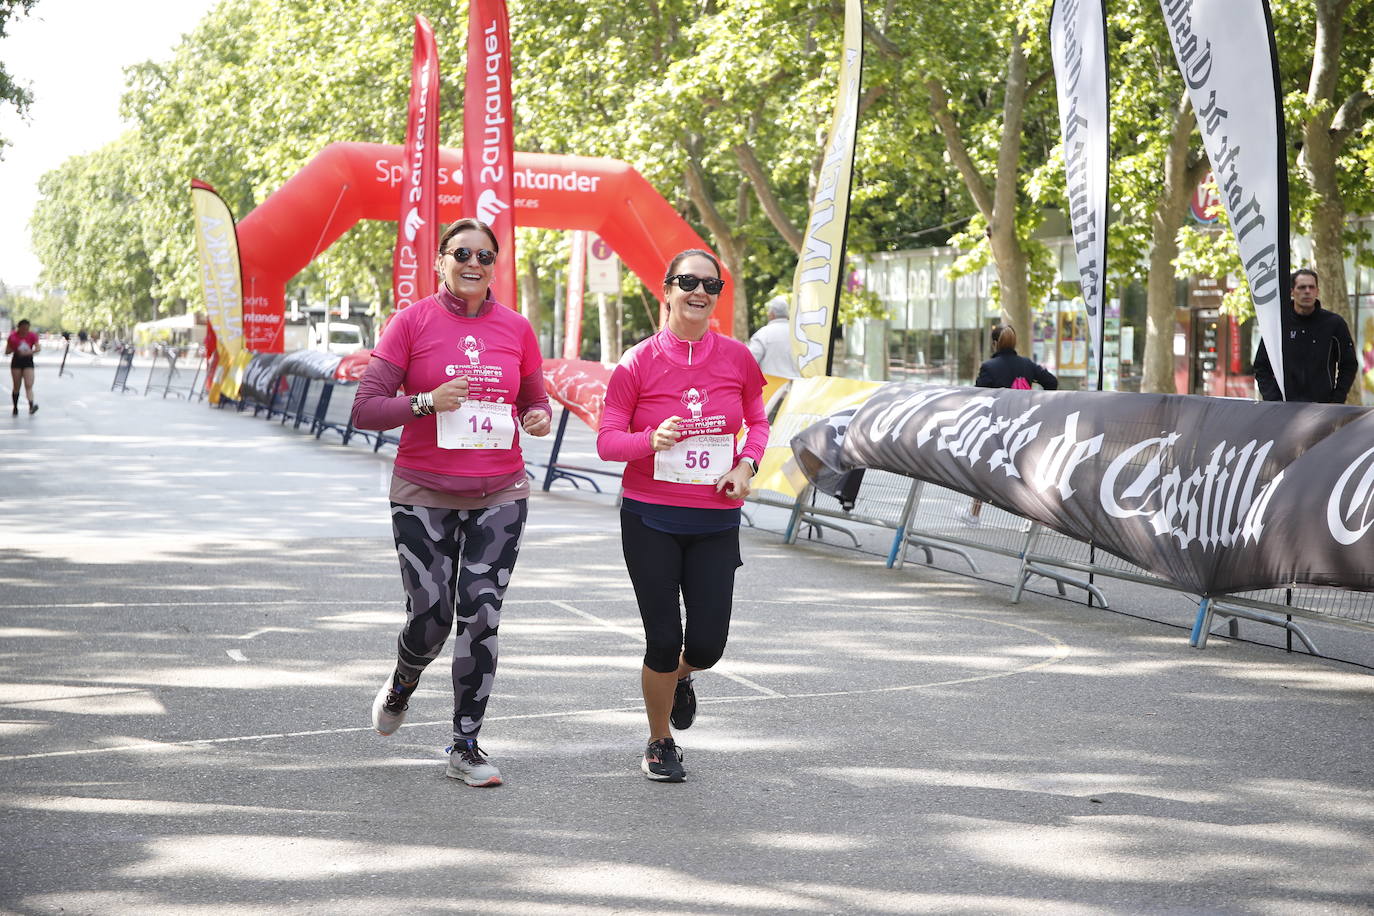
[3,358,1373,914]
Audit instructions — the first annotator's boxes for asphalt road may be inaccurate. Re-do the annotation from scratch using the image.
[2,354,1373,915]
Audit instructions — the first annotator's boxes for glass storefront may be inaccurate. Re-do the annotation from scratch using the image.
[849,218,1374,405]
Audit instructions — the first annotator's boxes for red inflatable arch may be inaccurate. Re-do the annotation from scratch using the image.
[236,141,732,352]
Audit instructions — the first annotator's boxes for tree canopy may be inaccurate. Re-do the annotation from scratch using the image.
[0,0,40,158]
[24,0,1374,386]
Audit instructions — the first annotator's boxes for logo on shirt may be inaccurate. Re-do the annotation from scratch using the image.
[459,335,487,366]
[681,387,709,420]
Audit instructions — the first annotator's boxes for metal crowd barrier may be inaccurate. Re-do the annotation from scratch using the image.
[110,349,136,393]
[757,470,1374,660]
[535,407,621,492]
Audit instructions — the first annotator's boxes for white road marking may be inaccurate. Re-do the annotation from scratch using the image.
[0,601,1069,764]
[226,649,248,662]
[549,599,786,699]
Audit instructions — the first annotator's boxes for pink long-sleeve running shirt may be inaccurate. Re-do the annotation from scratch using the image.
[597,326,769,510]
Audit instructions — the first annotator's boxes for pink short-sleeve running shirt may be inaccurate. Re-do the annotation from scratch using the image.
[372,296,542,477]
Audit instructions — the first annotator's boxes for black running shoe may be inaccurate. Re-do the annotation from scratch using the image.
[641,737,686,782]
[670,675,697,730]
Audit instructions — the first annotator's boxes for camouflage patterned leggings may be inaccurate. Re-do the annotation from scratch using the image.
[389,499,528,741]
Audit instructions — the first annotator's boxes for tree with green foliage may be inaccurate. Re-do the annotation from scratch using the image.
[1173,0,1374,402]
[0,0,39,158]
[1099,0,1211,394]
[30,134,163,329]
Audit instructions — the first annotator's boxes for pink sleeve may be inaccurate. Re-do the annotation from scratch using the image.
[596,362,654,461]
[350,355,413,431]
[516,369,551,418]
[739,356,770,465]
[371,306,413,370]
[516,323,551,418]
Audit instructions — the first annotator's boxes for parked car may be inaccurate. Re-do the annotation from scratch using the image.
[310,322,364,355]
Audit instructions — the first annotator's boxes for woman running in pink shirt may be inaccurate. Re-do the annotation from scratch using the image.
[7,319,40,415]
[352,218,552,787]
[597,249,769,782]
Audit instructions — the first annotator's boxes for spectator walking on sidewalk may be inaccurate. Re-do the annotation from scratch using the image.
[962,324,1056,525]
[747,296,799,378]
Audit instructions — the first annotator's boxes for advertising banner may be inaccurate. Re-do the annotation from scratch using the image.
[542,357,613,429]
[1159,0,1289,397]
[190,179,244,403]
[792,383,1374,596]
[789,0,864,377]
[464,0,517,310]
[392,15,441,316]
[1050,0,1109,388]
[754,375,881,497]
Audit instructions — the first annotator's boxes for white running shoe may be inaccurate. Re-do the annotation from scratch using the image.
[446,739,503,787]
[371,673,413,736]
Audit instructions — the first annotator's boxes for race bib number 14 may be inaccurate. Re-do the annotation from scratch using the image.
[653,434,734,485]
[436,400,516,450]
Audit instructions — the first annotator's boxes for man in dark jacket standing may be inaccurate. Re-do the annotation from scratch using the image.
[1252,269,1357,403]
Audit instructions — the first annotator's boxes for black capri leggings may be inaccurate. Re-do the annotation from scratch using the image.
[620,508,743,673]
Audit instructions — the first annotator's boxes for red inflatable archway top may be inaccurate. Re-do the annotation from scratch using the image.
[235,142,732,351]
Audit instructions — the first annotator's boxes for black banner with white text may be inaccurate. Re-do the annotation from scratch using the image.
[792,384,1374,597]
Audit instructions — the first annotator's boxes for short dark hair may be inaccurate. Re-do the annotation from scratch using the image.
[16,318,30,327]
[439,218,499,255]
[1292,267,1318,288]
[663,249,720,286]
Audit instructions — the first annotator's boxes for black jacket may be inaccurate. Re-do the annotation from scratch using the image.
[975,349,1059,390]
[1253,300,1357,403]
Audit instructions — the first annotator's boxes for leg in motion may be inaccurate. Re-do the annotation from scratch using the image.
[444,500,527,787]
[372,503,463,735]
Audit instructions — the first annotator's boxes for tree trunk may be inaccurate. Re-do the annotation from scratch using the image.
[1143,98,1206,394]
[735,141,803,254]
[520,263,546,355]
[597,293,622,362]
[683,150,749,340]
[1296,0,1371,403]
[990,29,1032,336]
[926,29,1032,335]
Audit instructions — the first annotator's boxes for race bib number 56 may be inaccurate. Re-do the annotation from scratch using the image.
[653,434,734,485]
[436,400,516,450]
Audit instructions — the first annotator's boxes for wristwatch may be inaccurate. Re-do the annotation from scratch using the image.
[740,456,758,475]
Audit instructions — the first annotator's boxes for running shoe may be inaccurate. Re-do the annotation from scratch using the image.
[28,403,37,414]
[641,737,686,782]
[371,672,414,736]
[446,739,503,787]
[670,675,697,730]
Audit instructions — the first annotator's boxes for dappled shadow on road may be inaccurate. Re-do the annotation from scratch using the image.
[3,533,1374,913]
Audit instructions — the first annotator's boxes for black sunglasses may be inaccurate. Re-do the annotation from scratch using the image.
[667,274,724,295]
[445,246,497,266]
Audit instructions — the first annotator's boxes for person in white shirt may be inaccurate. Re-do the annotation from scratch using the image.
[747,297,798,378]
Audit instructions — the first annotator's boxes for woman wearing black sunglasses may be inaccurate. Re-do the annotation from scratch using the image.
[597,248,770,782]
[352,217,552,788]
